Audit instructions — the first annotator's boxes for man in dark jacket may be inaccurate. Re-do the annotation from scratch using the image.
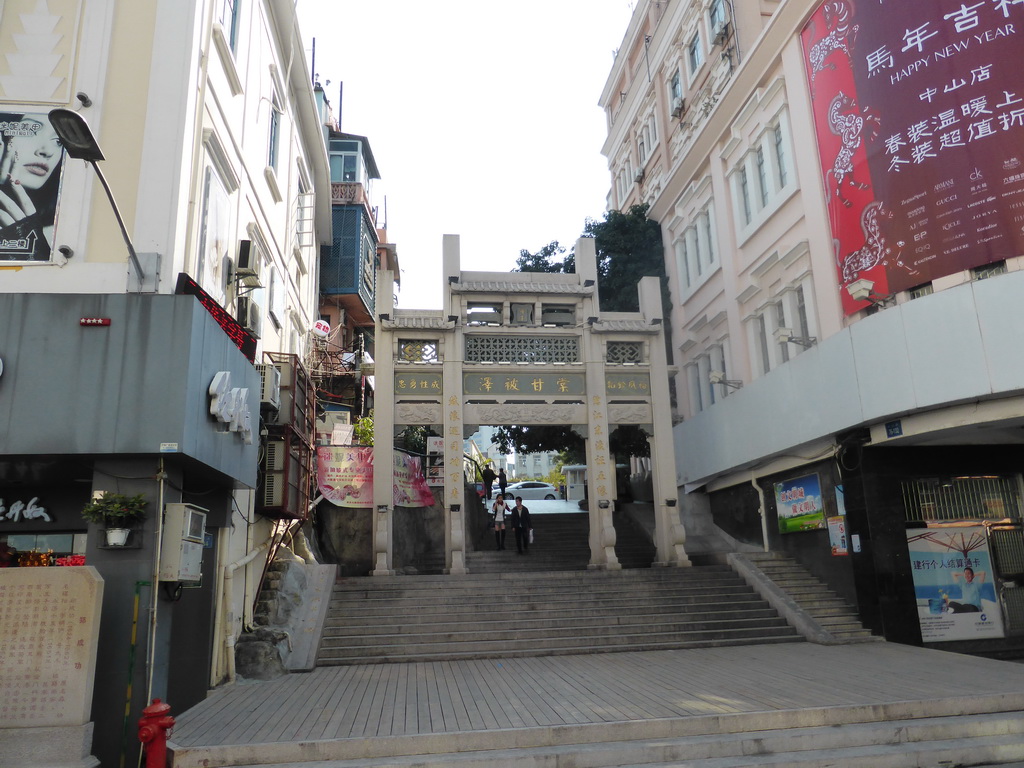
[510,496,532,554]
[481,466,496,500]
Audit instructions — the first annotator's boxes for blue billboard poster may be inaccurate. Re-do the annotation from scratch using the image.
[775,474,825,534]
[906,526,1005,642]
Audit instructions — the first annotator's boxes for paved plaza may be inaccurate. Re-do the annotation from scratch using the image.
[168,641,1024,767]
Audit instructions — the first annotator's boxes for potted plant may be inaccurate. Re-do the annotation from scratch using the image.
[81,492,148,546]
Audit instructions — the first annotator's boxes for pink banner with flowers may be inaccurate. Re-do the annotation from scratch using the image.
[317,447,434,508]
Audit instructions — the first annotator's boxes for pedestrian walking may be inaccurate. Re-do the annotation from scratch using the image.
[498,468,508,498]
[482,465,496,500]
[491,494,508,550]
[510,496,532,554]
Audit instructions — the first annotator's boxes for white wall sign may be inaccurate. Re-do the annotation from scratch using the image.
[208,371,254,444]
[0,497,50,522]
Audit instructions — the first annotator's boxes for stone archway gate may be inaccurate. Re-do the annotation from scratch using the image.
[370,236,689,575]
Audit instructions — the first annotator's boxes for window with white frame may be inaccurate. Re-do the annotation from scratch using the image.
[773,124,788,187]
[670,69,683,102]
[674,202,717,293]
[756,147,769,208]
[737,167,751,224]
[216,0,241,52]
[708,343,733,400]
[686,362,704,414]
[749,281,818,376]
[754,313,771,375]
[687,33,704,75]
[774,301,790,363]
[732,115,795,233]
[637,114,657,166]
[709,0,726,31]
[268,87,282,171]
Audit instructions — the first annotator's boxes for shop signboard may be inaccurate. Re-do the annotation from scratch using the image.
[906,526,1005,642]
[775,473,825,533]
[801,1,1024,313]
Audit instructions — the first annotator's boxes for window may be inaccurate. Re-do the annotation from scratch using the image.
[674,239,691,290]
[675,203,717,293]
[738,167,751,224]
[756,147,769,207]
[687,34,704,74]
[733,117,794,233]
[773,125,788,188]
[908,282,934,299]
[670,70,682,102]
[698,208,715,270]
[774,302,790,363]
[755,314,771,375]
[709,0,726,31]
[217,0,241,52]
[268,264,284,330]
[268,88,282,170]
[329,140,365,183]
[795,285,810,339]
[687,364,703,413]
[972,261,1007,280]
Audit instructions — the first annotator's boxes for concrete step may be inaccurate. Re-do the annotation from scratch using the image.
[317,566,804,665]
[317,631,803,664]
[327,605,782,631]
[737,553,873,642]
[323,614,795,646]
[208,711,1024,768]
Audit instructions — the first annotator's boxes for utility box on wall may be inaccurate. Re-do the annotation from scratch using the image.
[159,503,208,582]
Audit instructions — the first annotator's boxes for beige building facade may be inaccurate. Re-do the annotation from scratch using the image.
[601,0,1024,656]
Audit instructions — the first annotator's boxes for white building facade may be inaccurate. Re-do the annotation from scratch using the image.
[602,0,1024,657]
[0,1,331,765]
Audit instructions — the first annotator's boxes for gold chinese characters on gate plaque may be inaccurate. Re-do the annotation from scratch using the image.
[462,372,586,396]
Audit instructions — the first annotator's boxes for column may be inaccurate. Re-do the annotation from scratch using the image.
[372,269,396,576]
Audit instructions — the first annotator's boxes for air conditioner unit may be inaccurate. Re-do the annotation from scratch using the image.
[671,97,686,118]
[235,239,262,288]
[261,439,287,507]
[257,362,281,410]
[238,296,262,339]
[633,169,645,184]
[712,21,729,46]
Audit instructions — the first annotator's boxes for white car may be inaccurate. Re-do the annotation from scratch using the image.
[502,481,562,500]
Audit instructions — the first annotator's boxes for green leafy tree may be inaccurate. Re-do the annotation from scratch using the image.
[353,410,374,446]
[514,240,574,273]
[584,203,670,314]
[502,204,669,458]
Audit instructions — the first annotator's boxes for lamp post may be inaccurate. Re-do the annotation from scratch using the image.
[48,108,148,290]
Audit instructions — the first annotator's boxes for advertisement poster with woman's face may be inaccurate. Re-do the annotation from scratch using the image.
[0,113,65,262]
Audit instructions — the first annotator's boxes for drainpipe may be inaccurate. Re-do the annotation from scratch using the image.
[222,538,273,684]
[144,459,168,706]
[752,472,769,552]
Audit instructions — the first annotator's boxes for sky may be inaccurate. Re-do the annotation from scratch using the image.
[296,1,637,309]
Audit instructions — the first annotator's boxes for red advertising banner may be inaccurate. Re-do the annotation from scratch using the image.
[317,446,435,508]
[801,0,1024,313]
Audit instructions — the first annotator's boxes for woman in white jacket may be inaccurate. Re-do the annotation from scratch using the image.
[491,494,508,550]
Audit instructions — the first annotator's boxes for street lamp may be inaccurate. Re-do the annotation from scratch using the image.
[48,108,150,290]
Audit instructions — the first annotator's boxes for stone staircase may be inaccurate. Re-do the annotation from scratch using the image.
[733,551,876,643]
[182,707,1024,768]
[466,511,654,573]
[315,565,801,665]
